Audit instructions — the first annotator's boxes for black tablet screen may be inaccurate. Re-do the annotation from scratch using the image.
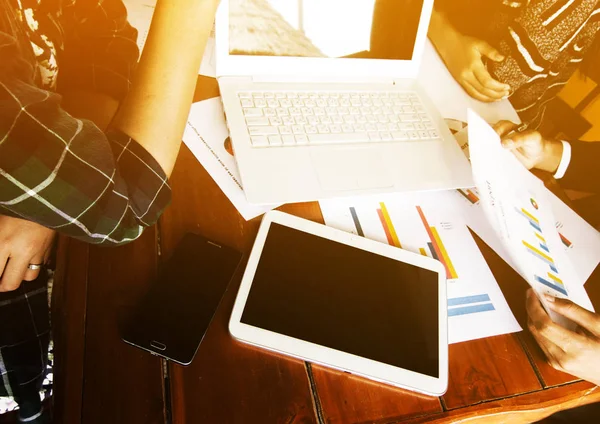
[241,223,439,377]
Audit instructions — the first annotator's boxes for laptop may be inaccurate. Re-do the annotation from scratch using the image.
[215,0,473,205]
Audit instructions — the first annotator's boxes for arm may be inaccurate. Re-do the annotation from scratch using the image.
[428,2,512,102]
[59,0,219,176]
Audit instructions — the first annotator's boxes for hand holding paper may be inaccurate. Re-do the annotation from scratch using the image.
[468,109,594,330]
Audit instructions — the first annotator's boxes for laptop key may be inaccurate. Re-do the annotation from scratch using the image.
[240,99,254,107]
[246,117,269,126]
[392,131,409,140]
[268,135,283,146]
[295,134,309,145]
[282,135,296,146]
[249,126,279,136]
[243,108,263,117]
[250,136,268,147]
[308,133,369,144]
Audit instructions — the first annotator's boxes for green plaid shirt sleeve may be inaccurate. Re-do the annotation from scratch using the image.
[0,74,172,245]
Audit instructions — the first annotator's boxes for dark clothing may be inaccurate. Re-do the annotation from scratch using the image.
[1,0,171,246]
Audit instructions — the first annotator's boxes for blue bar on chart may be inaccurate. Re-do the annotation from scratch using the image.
[448,303,495,317]
[448,294,490,307]
[447,294,495,317]
[535,275,568,296]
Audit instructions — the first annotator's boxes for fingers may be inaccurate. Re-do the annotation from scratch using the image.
[0,256,29,292]
[493,121,519,138]
[472,63,510,99]
[476,40,505,63]
[22,254,44,282]
[528,317,566,371]
[545,295,600,338]
[526,289,586,353]
[461,78,498,103]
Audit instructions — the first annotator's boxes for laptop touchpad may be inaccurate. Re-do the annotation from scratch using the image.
[310,148,393,192]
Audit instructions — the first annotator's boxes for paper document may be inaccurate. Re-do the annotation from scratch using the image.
[468,110,594,327]
[320,192,521,344]
[124,0,216,76]
[183,98,278,220]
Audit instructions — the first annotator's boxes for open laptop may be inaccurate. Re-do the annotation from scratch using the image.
[215,0,473,205]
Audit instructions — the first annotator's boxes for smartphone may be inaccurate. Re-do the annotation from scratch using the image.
[122,233,242,365]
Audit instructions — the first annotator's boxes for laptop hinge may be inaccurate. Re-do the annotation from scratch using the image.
[243,74,398,86]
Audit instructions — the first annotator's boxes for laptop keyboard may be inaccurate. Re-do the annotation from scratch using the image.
[238,90,440,148]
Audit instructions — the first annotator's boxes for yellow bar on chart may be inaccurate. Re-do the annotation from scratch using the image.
[419,247,427,256]
[379,202,402,248]
[431,227,458,279]
[535,233,546,243]
[547,273,564,286]
[522,240,554,263]
[521,208,540,224]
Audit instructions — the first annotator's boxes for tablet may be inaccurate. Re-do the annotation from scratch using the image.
[229,211,448,396]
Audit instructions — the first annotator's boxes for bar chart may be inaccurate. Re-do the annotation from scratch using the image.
[514,198,568,297]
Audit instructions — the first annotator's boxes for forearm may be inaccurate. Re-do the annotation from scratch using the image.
[112,0,219,176]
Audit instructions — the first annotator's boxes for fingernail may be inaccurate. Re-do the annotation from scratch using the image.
[544,293,556,303]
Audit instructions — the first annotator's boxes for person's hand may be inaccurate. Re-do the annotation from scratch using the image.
[494,121,564,173]
[526,289,600,386]
[428,9,511,102]
[0,215,56,292]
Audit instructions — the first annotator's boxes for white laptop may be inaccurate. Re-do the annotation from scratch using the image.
[229,211,448,396]
[215,0,473,205]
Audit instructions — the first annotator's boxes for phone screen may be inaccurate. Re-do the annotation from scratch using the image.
[122,233,242,365]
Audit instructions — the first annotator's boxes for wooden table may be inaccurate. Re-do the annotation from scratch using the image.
[51,76,600,424]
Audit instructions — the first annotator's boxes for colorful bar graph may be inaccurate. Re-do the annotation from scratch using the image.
[559,232,572,248]
[448,303,495,317]
[457,189,479,204]
[535,275,568,296]
[349,207,364,237]
[416,206,458,279]
[523,240,555,265]
[377,203,401,248]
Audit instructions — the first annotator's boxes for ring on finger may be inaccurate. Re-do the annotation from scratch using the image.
[27,263,43,270]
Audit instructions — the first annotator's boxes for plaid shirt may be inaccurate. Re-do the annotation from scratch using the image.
[0,0,172,246]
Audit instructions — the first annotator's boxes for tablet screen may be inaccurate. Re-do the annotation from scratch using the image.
[241,223,440,378]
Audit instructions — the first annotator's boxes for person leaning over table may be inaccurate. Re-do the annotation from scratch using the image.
[0,0,219,421]
[427,0,600,130]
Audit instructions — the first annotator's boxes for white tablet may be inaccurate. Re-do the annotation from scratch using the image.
[229,211,448,396]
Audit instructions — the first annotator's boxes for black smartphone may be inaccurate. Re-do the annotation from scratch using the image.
[122,233,242,365]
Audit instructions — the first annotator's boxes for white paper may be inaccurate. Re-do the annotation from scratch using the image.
[124,0,216,76]
[183,98,278,220]
[468,110,594,328]
[319,192,521,344]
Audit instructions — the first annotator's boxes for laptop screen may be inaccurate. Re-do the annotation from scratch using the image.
[228,0,424,61]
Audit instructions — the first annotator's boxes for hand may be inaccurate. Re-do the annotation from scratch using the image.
[428,10,511,102]
[494,121,564,173]
[526,289,600,386]
[0,215,56,292]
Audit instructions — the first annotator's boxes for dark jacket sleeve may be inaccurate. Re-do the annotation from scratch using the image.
[56,0,139,101]
[0,30,171,246]
[558,140,600,193]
